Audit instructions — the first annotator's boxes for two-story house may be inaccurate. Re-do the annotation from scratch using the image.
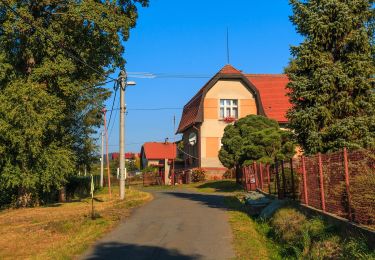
[176,64,291,178]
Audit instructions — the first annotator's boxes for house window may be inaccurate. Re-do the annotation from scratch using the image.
[220,99,238,119]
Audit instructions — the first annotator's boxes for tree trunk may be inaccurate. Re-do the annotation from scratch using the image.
[59,186,66,203]
[235,165,242,184]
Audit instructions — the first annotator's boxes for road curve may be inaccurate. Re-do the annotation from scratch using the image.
[81,189,235,260]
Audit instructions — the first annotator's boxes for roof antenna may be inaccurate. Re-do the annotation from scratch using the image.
[226,27,230,64]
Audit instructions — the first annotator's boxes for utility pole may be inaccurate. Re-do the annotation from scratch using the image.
[118,69,136,200]
[119,70,126,200]
[100,131,104,187]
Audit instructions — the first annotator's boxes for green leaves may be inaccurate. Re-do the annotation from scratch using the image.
[0,1,148,206]
[287,0,375,154]
[219,115,296,168]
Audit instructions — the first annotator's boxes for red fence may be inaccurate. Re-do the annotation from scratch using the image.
[242,148,375,227]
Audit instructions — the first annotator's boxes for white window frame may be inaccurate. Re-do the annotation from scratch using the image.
[219,99,238,119]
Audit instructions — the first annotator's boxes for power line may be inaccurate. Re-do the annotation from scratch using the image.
[127,74,211,79]
[1,0,117,82]
[105,105,256,112]
[106,81,118,132]
[81,78,117,92]
[108,101,118,139]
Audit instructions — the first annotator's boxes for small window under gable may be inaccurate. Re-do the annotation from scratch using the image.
[219,99,238,119]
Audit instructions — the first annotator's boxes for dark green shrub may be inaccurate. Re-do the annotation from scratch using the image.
[223,169,234,179]
[342,239,375,260]
[191,168,206,183]
[66,176,91,200]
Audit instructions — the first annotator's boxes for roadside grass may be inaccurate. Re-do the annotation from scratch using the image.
[0,186,152,260]
[224,196,282,260]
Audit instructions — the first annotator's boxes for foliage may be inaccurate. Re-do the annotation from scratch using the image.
[0,0,148,206]
[350,170,375,226]
[141,165,158,174]
[267,207,375,259]
[219,115,296,170]
[191,168,206,183]
[271,208,307,244]
[134,154,141,170]
[309,235,343,259]
[342,238,375,259]
[65,176,91,200]
[224,196,281,259]
[222,169,234,179]
[286,0,375,154]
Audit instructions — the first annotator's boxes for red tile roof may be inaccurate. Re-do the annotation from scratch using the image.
[177,65,291,133]
[177,92,203,134]
[219,64,243,74]
[142,142,176,160]
[246,74,291,123]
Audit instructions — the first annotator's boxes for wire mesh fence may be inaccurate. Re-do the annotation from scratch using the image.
[242,148,375,228]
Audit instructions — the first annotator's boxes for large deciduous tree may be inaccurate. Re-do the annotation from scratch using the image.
[219,115,296,183]
[0,0,148,206]
[286,0,375,154]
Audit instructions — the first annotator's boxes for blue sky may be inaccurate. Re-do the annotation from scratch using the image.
[101,0,303,153]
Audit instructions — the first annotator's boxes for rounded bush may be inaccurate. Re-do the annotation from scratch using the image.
[310,236,343,259]
[191,168,206,183]
[271,208,307,244]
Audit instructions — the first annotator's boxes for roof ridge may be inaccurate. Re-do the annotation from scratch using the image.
[245,73,287,77]
[219,64,243,75]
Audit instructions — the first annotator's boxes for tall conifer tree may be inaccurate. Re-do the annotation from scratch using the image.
[286,0,375,154]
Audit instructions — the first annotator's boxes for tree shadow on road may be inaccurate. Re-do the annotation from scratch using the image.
[84,242,202,260]
[196,180,243,193]
[164,191,229,210]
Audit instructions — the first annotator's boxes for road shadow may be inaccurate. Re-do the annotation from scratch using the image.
[164,191,228,210]
[196,180,243,193]
[84,242,201,260]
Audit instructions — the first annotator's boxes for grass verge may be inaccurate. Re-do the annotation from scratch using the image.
[0,186,152,259]
[224,196,281,260]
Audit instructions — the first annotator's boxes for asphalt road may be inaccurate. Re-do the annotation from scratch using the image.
[81,189,235,260]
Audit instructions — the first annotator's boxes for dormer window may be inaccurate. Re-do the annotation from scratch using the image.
[220,99,238,119]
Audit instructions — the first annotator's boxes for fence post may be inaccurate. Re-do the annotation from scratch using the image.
[267,164,271,194]
[259,162,264,191]
[343,148,353,221]
[281,160,286,198]
[302,156,308,205]
[290,158,296,200]
[318,153,326,212]
[275,160,281,199]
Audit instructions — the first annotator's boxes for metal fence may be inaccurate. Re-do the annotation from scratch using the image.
[242,148,375,227]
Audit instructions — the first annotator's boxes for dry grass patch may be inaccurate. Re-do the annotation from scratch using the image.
[0,187,152,260]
